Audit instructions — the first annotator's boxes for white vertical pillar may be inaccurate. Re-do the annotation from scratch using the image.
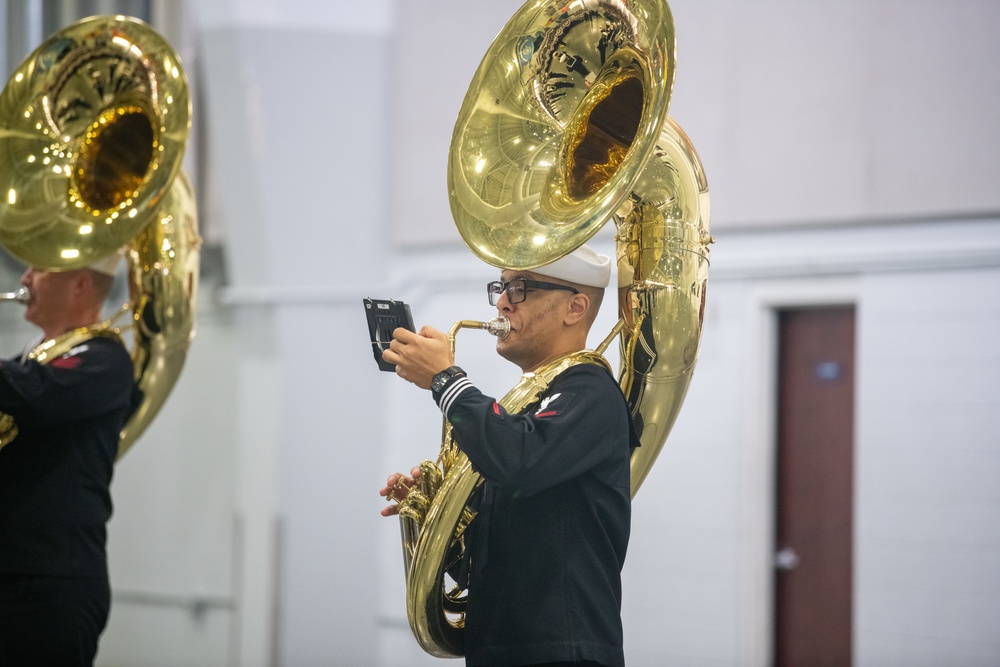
[198,2,395,663]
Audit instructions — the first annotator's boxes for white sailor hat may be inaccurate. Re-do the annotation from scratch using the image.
[86,250,123,277]
[531,244,611,288]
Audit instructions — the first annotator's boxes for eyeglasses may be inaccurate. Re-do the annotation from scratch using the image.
[486,278,579,306]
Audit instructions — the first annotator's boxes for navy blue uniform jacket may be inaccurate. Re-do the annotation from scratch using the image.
[438,363,636,667]
[0,336,135,578]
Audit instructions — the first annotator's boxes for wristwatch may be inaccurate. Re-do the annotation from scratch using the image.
[430,366,466,395]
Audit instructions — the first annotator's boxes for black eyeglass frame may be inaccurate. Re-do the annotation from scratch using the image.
[486,278,580,306]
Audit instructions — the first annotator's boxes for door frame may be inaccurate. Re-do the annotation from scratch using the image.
[740,277,860,666]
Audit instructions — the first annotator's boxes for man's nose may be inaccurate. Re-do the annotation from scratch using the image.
[496,290,514,312]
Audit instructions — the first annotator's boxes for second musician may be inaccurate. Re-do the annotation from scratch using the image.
[0,255,139,664]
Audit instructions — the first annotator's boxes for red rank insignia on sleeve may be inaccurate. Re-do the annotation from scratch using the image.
[49,355,82,370]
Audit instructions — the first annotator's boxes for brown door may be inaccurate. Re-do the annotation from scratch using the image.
[774,306,856,667]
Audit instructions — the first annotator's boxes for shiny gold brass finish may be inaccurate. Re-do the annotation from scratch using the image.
[118,169,199,457]
[616,115,710,495]
[404,0,710,657]
[0,16,199,459]
[448,0,675,269]
[0,15,190,270]
[0,416,13,448]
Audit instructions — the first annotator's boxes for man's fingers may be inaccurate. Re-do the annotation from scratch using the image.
[380,473,410,501]
[392,327,418,344]
[380,467,423,516]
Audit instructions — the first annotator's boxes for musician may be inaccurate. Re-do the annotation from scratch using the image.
[381,244,637,667]
[0,255,137,666]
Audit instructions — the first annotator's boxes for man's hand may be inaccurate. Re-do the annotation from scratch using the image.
[381,325,454,390]
[378,466,422,517]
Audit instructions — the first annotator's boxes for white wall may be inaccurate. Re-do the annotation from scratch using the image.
[855,267,1000,666]
[192,3,396,663]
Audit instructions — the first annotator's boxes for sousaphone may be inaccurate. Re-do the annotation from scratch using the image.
[0,15,199,457]
[394,0,712,657]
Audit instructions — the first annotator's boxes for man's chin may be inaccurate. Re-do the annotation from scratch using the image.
[496,339,515,364]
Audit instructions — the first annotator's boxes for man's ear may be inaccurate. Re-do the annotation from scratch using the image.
[70,269,94,299]
[564,292,590,325]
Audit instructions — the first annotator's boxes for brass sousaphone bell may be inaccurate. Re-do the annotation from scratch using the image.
[395,0,712,657]
[0,15,200,457]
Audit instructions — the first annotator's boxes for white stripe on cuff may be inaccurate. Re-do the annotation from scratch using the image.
[439,377,473,417]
